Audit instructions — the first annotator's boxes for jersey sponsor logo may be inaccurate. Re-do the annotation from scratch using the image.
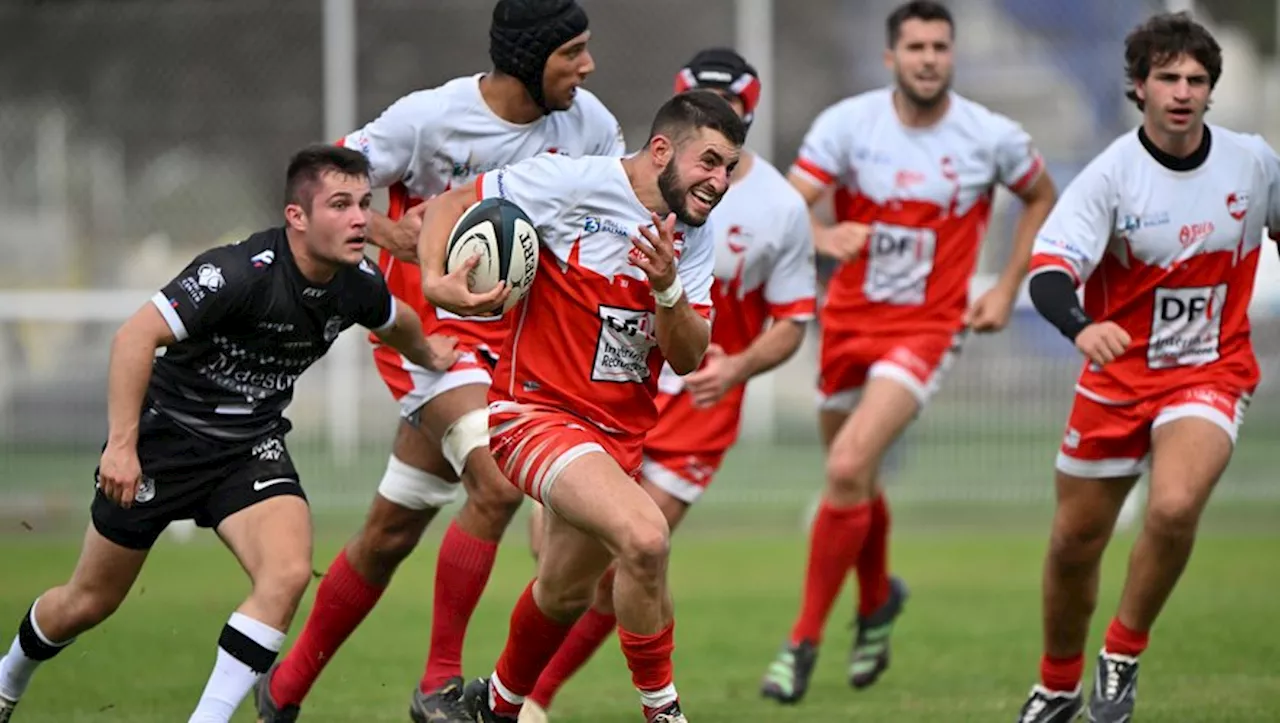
[592,305,657,384]
[252,437,285,462]
[1227,191,1249,221]
[197,263,225,292]
[583,215,631,238]
[1178,221,1215,247]
[250,250,276,268]
[864,223,937,306]
[302,287,327,298]
[1148,284,1226,369]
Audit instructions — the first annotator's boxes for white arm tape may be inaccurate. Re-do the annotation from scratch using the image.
[653,275,684,308]
[441,408,491,477]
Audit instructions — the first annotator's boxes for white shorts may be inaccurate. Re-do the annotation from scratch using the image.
[374,345,494,418]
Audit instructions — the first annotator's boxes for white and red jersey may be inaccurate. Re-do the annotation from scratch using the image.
[477,154,716,438]
[1029,125,1280,403]
[792,88,1043,336]
[341,74,625,353]
[651,155,816,453]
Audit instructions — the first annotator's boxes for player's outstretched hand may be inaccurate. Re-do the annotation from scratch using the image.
[423,334,461,372]
[683,344,745,408]
[388,203,428,263]
[1075,321,1131,367]
[98,443,143,509]
[965,282,1017,333]
[814,222,870,261]
[631,213,679,293]
[423,254,510,317]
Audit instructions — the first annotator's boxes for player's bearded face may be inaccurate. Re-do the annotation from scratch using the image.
[302,172,373,266]
[541,32,595,111]
[1137,54,1212,137]
[887,19,954,107]
[658,129,738,227]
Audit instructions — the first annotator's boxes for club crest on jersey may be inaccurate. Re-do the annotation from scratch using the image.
[1227,191,1249,221]
[323,315,343,343]
[197,263,225,292]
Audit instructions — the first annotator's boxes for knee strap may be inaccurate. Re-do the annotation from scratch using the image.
[441,408,490,477]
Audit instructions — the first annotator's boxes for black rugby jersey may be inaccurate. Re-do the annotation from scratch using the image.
[148,227,394,441]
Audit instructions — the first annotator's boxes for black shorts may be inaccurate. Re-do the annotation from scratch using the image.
[90,407,307,550]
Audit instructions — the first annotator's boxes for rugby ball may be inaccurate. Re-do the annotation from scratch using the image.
[445,198,540,313]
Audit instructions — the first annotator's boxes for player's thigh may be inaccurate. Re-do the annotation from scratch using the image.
[390,418,456,480]
[63,522,151,609]
[528,502,547,560]
[829,376,920,472]
[205,437,313,586]
[216,495,313,589]
[1051,470,1140,550]
[818,408,850,449]
[546,451,669,560]
[640,478,692,531]
[639,449,720,531]
[1147,389,1244,522]
[1050,393,1148,543]
[535,504,616,608]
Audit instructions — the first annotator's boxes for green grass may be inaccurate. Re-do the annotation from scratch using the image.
[3,437,1279,721]
[4,520,1280,721]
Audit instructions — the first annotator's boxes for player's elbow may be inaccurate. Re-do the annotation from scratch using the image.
[666,338,708,376]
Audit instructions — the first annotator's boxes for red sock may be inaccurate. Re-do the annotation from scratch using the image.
[489,580,575,717]
[856,493,892,617]
[1104,617,1149,657]
[1040,653,1084,692]
[528,607,617,708]
[270,549,384,706]
[790,500,872,645]
[618,622,677,717]
[420,521,499,692]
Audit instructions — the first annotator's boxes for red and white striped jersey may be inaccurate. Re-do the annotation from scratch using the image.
[1030,125,1280,402]
[478,154,716,438]
[340,74,624,353]
[792,88,1043,336]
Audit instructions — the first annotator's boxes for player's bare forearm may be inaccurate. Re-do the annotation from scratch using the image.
[375,300,435,369]
[656,300,711,376]
[418,184,476,286]
[367,211,397,251]
[106,305,173,449]
[1000,172,1058,291]
[735,318,805,381]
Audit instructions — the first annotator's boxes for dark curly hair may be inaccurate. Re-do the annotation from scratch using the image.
[1124,11,1221,111]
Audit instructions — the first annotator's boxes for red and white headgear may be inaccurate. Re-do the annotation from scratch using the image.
[673,47,761,129]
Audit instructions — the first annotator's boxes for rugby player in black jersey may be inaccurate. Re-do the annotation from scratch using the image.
[0,145,457,723]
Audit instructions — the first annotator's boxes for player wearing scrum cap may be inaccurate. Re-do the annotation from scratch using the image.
[516,48,817,723]
[254,2,625,722]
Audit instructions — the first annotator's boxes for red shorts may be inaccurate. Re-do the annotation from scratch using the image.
[1056,385,1251,479]
[817,329,966,411]
[488,401,642,505]
[374,344,496,417]
[640,448,727,505]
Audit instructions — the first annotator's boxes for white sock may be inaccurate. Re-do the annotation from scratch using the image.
[187,612,285,723]
[0,599,72,702]
[0,636,35,702]
[639,682,678,711]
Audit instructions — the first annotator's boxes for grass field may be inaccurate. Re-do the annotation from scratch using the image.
[3,439,1280,722]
